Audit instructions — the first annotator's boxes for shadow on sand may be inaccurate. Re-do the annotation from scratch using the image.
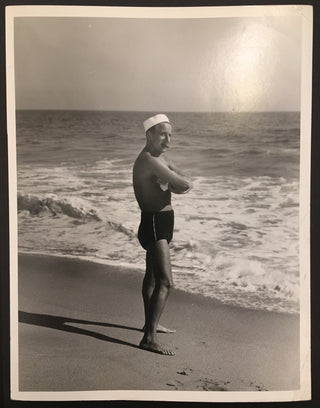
[19,310,140,350]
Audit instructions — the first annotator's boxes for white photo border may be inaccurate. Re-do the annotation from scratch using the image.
[6,4,312,403]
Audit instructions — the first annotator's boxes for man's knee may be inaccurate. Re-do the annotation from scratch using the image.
[157,277,174,292]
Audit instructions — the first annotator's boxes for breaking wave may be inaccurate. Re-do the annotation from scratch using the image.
[17,192,137,241]
[18,192,101,221]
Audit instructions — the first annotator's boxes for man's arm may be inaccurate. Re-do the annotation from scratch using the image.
[167,159,193,194]
[146,154,192,193]
[167,160,188,177]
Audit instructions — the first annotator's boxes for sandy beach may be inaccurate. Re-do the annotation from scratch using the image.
[17,253,300,393]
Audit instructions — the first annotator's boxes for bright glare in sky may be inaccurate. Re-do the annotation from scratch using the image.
[13,14,301,112]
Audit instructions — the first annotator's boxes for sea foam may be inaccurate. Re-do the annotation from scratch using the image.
[18,192,101,221]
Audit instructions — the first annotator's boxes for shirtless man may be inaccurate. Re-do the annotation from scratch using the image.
[133,114,192,356]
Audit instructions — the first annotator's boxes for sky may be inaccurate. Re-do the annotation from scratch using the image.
[14,15,302,112]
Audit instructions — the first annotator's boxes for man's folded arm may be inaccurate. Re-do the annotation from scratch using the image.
[147,155,192,192]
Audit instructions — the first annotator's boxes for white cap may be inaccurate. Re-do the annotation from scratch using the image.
[143,114,170,133]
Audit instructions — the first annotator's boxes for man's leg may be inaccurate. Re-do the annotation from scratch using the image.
[142,250,155,329]
[142,251,176,334]
[139,239,175,355]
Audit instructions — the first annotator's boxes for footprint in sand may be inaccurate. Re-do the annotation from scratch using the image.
[197,377,228,391]
[177,367,193,376]
[166,379,184,390]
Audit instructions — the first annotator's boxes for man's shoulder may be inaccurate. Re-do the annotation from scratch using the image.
[137,151,165,165]
[135,150,151,165]
[134,151,154,174]
[139,150,152,159]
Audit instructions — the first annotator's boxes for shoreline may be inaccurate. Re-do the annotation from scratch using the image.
[14,252,300,393]
[17,251,299,316]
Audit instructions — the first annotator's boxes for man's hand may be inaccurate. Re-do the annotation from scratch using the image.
[157,178,169,191]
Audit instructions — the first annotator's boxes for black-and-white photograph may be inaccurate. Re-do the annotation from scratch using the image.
[6,4,312,403]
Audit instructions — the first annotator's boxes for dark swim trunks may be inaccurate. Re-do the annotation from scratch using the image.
[138,210,174,250]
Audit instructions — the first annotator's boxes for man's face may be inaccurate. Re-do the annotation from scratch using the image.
[148,122,172,155]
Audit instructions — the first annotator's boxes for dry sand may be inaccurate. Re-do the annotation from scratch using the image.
[17,253,300,393]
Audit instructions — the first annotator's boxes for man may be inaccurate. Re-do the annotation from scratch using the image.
[133,114,192,356]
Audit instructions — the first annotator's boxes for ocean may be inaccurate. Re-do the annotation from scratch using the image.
[16,110,300,313]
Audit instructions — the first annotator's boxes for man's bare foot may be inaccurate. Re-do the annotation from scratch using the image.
[142,324,176,334]
[157,324,176,333]
[139,340,175,356]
